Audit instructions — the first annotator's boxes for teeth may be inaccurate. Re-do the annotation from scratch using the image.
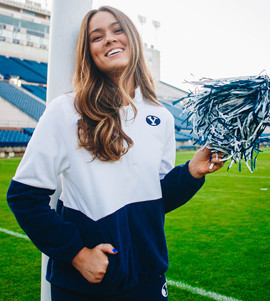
[107,48,123,56]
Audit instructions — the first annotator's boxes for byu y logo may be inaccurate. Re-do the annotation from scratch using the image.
[146,115,161,126]
[161,282,168,297]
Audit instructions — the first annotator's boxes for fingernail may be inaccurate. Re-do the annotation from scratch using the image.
[112,248,118,253]
[209,155,212,162]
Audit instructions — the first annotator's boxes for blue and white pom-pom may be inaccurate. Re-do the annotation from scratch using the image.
[174,74,270,172]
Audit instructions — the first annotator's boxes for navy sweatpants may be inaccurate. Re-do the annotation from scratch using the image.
[51,275,168,301]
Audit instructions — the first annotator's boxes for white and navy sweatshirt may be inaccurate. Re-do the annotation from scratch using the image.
[7,88,205,297]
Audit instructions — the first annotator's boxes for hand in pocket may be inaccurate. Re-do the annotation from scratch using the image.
[72,244,118,283]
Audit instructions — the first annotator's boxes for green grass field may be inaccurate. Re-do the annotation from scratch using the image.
[0,151,269,300]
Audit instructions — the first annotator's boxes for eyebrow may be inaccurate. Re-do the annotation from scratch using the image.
[89,21,121,38]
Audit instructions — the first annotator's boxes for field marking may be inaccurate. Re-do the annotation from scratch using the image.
[167,279,241,301]
[213,174,270,179]
[0,227,30,240]
[0,227,242,300]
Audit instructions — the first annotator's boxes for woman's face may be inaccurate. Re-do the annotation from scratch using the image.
[88,11,130,79]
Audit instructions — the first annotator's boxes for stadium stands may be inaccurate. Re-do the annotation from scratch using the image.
[162,102,193,131]
[22,84,47,102]
[0,55,47,84]
[0,81,45,121]
[22,128,35,136]
[0,129,32,147]
[259,133,270,146]
[175,131,194,142]
[21,59,48,80]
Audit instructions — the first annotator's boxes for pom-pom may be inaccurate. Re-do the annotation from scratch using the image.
[174,75,270,172]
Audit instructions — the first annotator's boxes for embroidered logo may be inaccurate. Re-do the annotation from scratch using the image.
[161,282,168,297]
[146,115,161,126]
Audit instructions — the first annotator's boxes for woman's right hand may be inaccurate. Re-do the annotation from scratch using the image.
[72,244,118,283]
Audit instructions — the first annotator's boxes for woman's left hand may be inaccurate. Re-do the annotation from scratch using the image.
[188,147,224,179]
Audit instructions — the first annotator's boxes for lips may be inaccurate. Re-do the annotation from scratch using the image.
[106,48,124,57]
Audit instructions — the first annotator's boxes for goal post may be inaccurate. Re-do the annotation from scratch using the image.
[41,1,93,300]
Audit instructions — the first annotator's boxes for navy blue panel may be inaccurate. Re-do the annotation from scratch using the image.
[47,198,168,297]
[161,161,205,213]
[7,180,85,262]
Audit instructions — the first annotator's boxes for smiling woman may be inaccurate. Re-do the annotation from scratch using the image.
[7,5,223,301]
[73,6,160,162]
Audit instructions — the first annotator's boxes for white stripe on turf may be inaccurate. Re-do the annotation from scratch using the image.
[0,227,242,300]
[0,227,30,240]
[167,279,241,301]
[212,174,269,179]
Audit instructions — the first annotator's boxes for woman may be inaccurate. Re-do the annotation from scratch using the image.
[7,6,223,301]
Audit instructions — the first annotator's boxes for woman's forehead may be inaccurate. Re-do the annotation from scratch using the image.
[88,11,118,32]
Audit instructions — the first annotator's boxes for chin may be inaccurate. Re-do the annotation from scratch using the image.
[106,65,128,78]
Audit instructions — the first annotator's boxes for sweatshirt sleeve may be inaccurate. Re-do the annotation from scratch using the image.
[6,96,85,262]
[159,109,205,213]
[7,180,85,262]
[161,161,205,213]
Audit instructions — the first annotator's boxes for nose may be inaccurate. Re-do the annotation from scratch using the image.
[105,33,117,45]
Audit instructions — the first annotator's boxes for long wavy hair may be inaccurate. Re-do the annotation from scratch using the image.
[73,6,160,161]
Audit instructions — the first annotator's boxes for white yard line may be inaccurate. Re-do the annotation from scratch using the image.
[0,227,30,240]
[0,227,242,300]
[167,279,241,301]
[212,174,269,179]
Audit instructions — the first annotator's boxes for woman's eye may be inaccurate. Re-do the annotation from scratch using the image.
[115,28,123,33]
[92,35,102,42]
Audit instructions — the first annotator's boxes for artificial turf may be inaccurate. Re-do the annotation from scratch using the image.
[0,150,269,300]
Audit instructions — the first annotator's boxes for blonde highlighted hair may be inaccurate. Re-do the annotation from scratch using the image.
[73,6,160,161]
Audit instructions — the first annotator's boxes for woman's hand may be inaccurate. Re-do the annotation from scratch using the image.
[188,147,225,179]
[72,244,118,283]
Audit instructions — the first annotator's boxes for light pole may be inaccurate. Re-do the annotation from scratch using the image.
[152,20,160,49]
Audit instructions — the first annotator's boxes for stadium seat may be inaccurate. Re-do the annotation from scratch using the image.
[22,84,47,102]
[0,81,45,121]
[0,129,31,147]
[0,55,47,84]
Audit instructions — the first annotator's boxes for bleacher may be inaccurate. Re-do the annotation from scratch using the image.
[0,81,45,121]
[22,128,35,136]
[0,129,32,147]
[0,55,47,84]
[22,84,47,102]
[175,131,194,142]
[21,59,48,80]
[259,133,270,145]
[162,102,193,131]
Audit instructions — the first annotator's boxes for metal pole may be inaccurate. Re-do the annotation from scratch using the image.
[41,1,93,300]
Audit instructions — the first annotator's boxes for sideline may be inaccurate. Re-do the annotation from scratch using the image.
[0,227,30,240]
[167,279,241,301]
[0,227,242,301]
[211,174,270,179]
